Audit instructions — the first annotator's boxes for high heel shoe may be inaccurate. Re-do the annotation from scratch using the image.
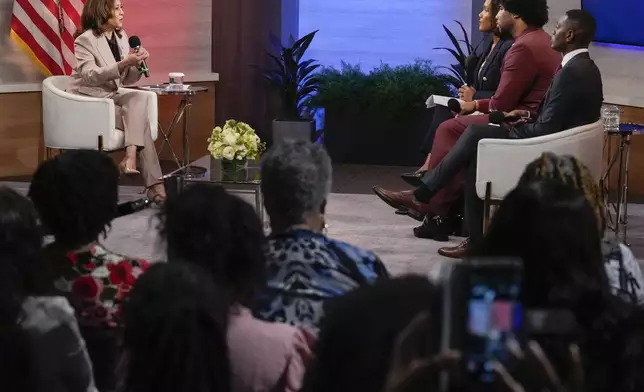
[146,188,167,206]
[400,171,426,187]
[119,161,140,175]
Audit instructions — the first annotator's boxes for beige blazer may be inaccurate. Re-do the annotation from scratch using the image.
[67,29,142,98]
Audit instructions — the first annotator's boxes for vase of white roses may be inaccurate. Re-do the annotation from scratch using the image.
[207,120,266,180]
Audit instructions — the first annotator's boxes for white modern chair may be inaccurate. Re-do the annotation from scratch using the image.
[476,120,604,230]
[42,75,158,158]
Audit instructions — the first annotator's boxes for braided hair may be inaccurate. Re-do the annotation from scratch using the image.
[121,262,230,392]
[518,152,606,233]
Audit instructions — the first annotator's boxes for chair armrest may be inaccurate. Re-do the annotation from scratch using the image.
[42,85,115,150]
[475,121,604,200]
[118,87,158,141]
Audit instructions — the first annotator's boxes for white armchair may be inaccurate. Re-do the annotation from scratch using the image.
[42,75,158,157]
[476,120,604,230]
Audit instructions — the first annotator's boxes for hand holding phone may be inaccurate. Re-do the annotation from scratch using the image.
[491,340,584,392]
[439,259,524,391]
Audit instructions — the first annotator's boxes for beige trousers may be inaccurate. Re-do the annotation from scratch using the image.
[113,90,163,187]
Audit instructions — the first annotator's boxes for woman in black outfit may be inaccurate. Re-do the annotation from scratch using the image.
[402,0,513,184]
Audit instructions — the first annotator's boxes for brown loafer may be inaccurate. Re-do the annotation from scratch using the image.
[372,186,432,216]
[438,238,470,259]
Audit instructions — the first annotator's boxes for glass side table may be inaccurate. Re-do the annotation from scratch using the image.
[602,122,644,244]
[164,155,264,223]
[138,84,208,178]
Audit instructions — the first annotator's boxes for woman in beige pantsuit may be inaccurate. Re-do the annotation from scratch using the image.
[68,0,166,202]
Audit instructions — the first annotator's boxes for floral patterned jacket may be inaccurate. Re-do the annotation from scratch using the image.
[50,244,150,328]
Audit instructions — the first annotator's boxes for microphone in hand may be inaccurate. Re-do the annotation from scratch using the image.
[488,111,506,126]
[128,35,149,77]
[447,99,462,114]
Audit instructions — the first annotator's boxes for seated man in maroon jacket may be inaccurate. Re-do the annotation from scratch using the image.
[373,0,561,241]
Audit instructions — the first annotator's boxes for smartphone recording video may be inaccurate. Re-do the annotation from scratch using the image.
[465,263,523,383]
[439,258,524,391]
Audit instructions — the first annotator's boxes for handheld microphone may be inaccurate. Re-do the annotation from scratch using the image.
[128,35,149,77]
[447,99,462,114]
[116,198,154,218]
[488,111,506,126]
[39,198,154,236]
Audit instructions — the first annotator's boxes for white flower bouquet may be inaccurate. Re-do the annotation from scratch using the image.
[207,120,266,162]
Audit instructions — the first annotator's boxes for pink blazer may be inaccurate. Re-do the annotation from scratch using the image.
[227,306,316,392]
[67,29,142,98]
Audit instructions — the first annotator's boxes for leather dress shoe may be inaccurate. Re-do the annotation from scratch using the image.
[372,186,432,216]
[438,238,470,259]
[400,171,426,187]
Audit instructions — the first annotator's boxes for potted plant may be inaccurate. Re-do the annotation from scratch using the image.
[434,21,474,89]
[307,60,452,166]
[207,120,266,180]
[262,30,321,143]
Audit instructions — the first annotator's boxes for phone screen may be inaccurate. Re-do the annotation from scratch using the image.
[466,267,523,383]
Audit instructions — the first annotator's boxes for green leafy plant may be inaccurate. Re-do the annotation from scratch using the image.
[305,60,453,166]
[262,30,321,121]
[434,21,474,88]
[307,60,452,121]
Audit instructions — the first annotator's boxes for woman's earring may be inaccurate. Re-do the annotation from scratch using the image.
[322,223,329,236]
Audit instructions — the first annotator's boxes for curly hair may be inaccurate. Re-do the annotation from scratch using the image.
[157,183,266,307]
[0,187,47,392]
[500,0,549,28]
[518,152,606,233]
[28,150,120,252]
[122,262,230,392]
[473,180,644,392]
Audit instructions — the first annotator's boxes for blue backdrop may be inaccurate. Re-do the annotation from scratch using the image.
[583,0,644,47]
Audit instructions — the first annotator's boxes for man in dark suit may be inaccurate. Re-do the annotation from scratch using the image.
[374,0,561,239]
[436,9,604,257]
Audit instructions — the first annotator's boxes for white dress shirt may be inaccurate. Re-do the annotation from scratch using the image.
[561,48,589,67]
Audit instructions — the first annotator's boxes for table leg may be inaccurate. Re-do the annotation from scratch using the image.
[256,187,264,224]
[176,95,206,178]
[622,134,632,244]
[157,101,186,168]
[614,136,626,240]
[603,135,619,232]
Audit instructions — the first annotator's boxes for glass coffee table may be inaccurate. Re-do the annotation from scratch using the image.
[165,155,264,222]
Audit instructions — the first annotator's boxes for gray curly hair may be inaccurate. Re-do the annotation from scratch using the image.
[260,140,332,226]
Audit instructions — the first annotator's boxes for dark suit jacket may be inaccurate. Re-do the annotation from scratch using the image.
[510,52,603,139]
[477,27,561,113]
[465,34,514,100]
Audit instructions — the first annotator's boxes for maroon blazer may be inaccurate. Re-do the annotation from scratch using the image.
[477,27,561,113]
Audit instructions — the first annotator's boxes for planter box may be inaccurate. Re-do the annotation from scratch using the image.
[322,108,432,166]
[272,120,316,144]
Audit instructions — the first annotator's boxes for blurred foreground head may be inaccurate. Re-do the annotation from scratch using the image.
[122,262,230,392]
[301,276,439,392]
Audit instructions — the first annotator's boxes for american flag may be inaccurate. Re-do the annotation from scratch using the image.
[9,0,85,76]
